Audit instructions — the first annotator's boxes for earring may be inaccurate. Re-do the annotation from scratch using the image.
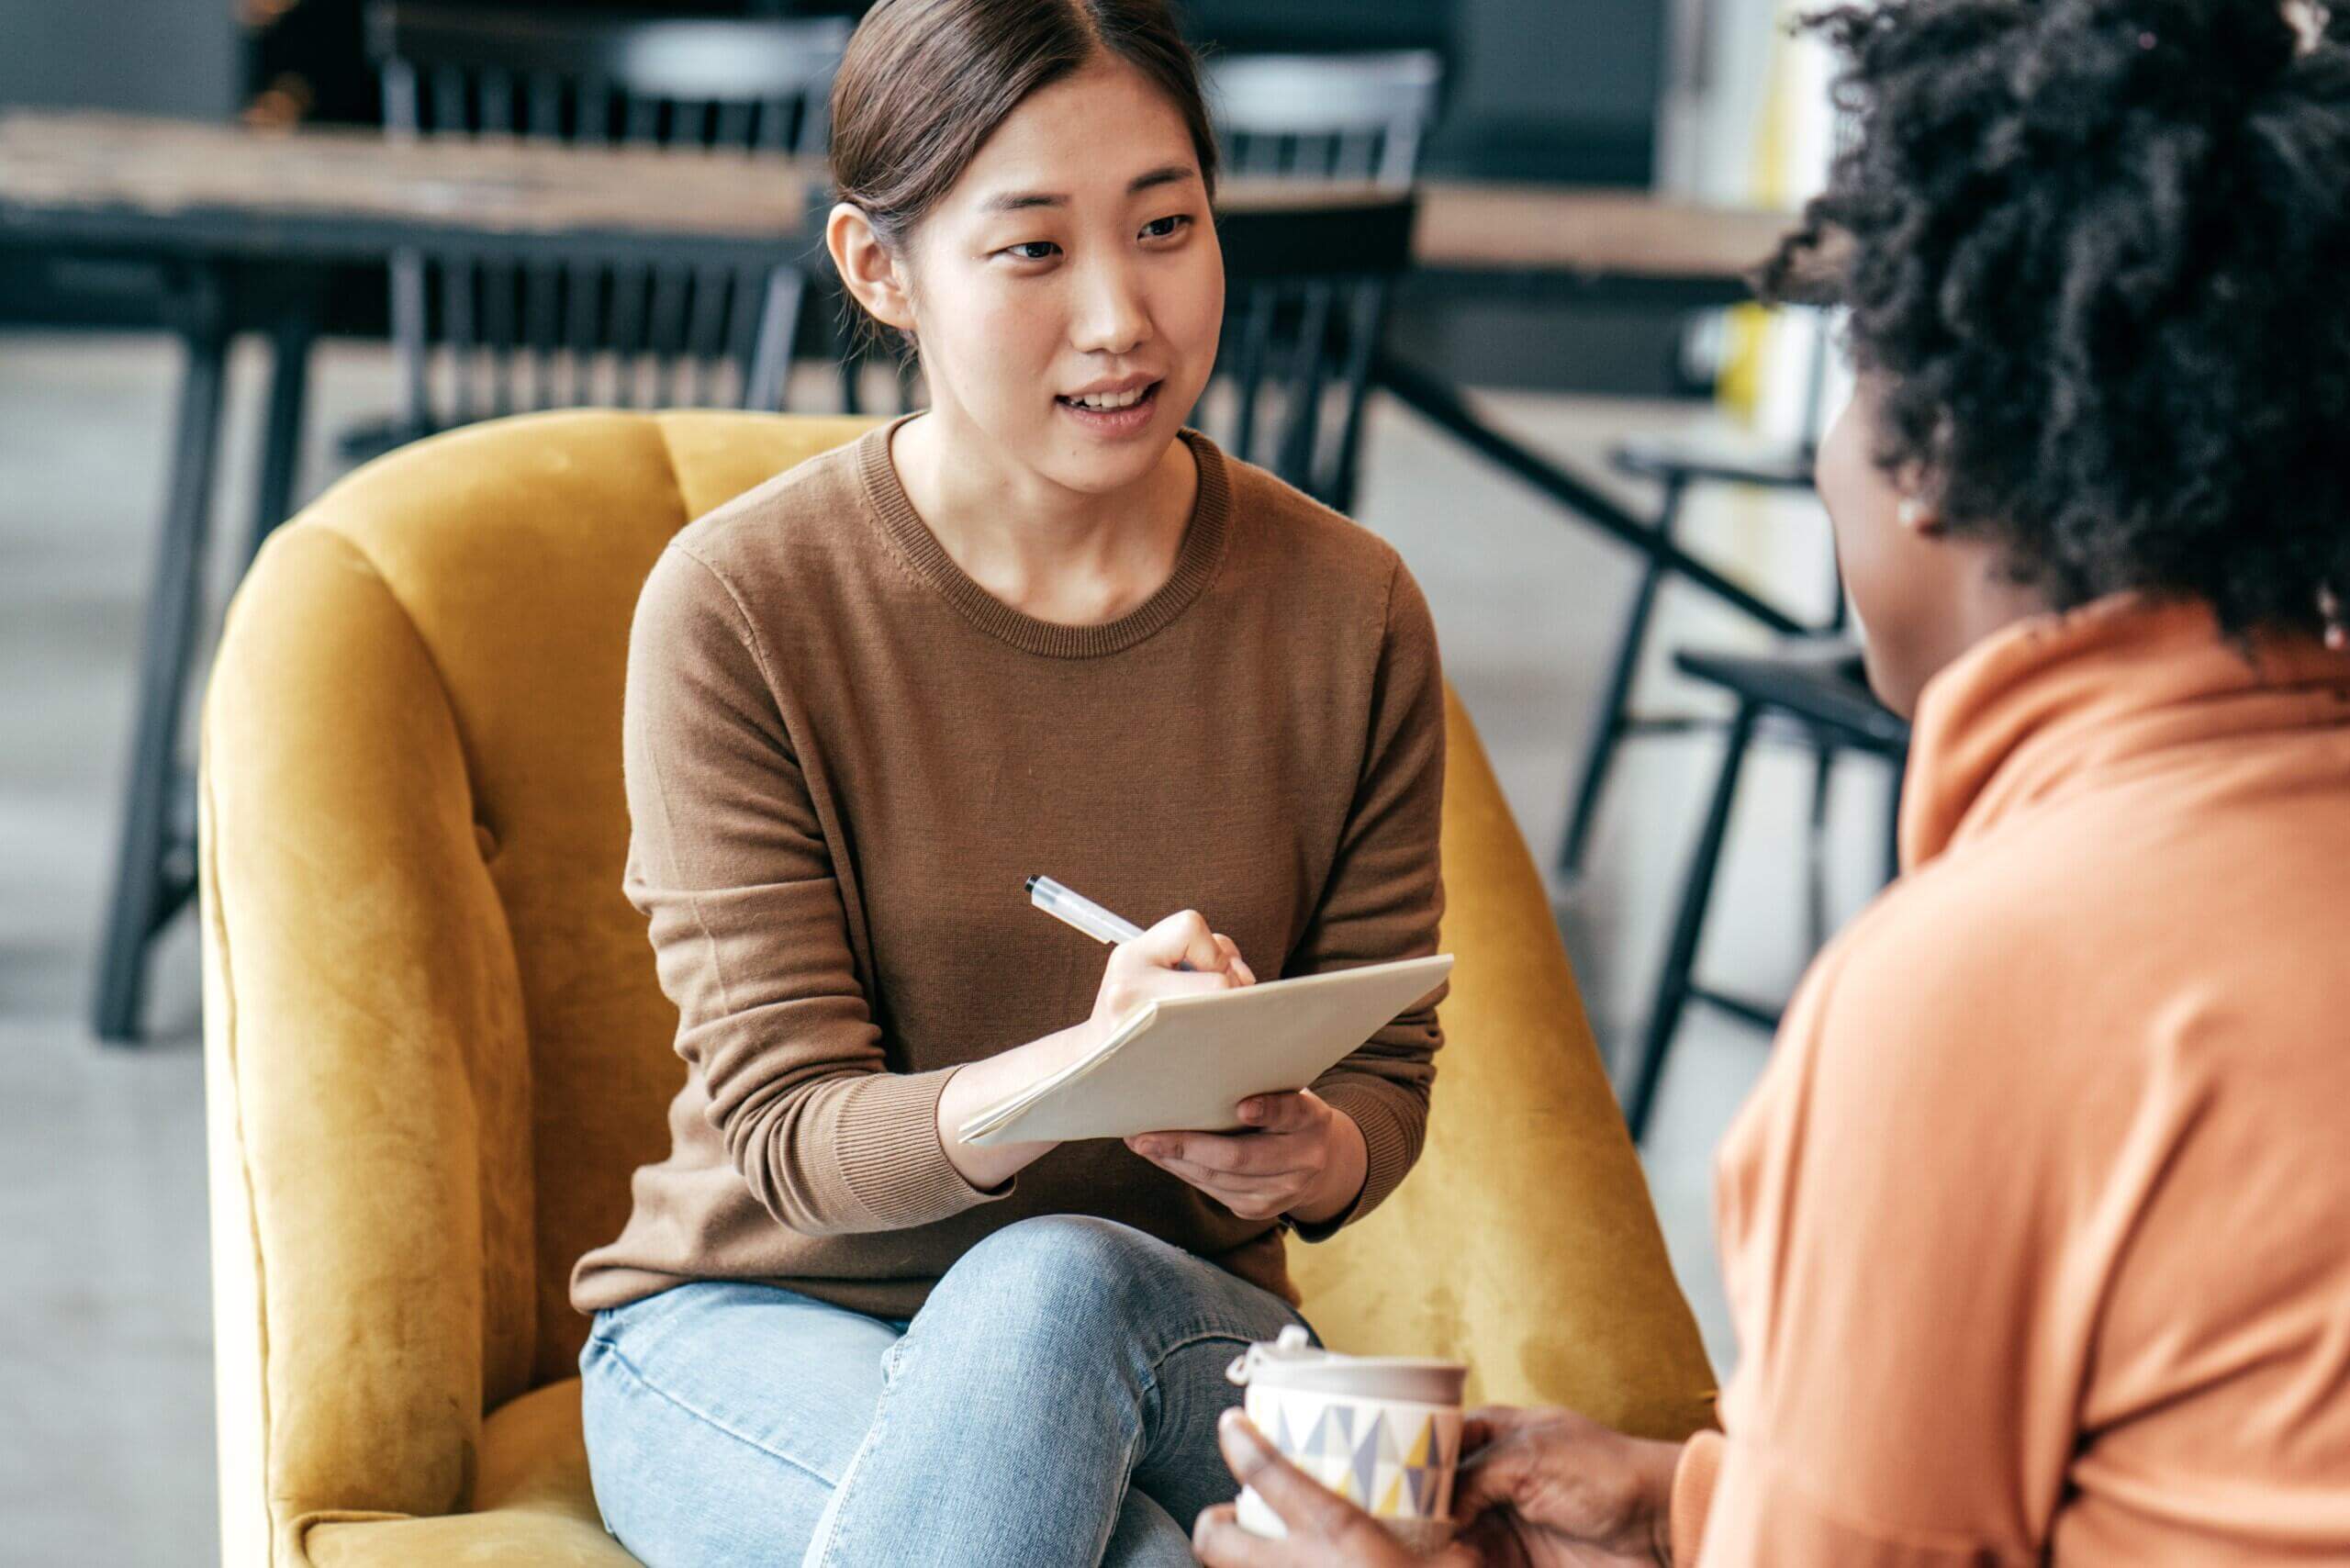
[2320,583,2347,652]
[1897,497,1937,532]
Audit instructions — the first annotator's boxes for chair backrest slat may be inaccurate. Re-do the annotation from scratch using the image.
[1205,50,1442,191]
[369,5,850,106]
[621,94,661,145]
[427,63,467,138]
[365,2,846,439]
[442,252,476,425]
[684,264,729,408]
[523,263,560,409]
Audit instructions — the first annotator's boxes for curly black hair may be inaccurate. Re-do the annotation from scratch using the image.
[1762,0,2350,637]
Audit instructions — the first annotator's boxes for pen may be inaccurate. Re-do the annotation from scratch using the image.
[1025,875,1147,946]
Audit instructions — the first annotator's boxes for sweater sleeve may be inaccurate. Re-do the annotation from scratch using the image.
[621,545,1008,1237]
[1286,557,1448,1238]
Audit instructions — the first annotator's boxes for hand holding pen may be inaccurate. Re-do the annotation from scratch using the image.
[1026,875,1256,993]
[1026,876,1361,1226]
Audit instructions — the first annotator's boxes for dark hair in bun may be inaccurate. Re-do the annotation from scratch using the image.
[1765,0,2350,637]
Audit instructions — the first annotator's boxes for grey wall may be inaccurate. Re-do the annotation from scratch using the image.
[0,1,240,118]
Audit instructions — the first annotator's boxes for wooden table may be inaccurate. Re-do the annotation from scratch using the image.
[3,109,1793,1040]
[1411,181,1796,305]
[0,110,1427,270]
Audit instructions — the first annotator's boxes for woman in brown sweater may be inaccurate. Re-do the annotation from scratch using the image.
[570,2,1447,1564]
[1199,1,2350,1563]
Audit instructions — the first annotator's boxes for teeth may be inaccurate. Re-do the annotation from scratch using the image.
[1069,386,1147,410]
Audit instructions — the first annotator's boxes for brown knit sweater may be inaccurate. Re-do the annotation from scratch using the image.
[571,421,1447,1320]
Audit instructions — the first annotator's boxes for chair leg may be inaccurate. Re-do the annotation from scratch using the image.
[1558,478,1685,879]
[242,283,319,570]
[1804,736,1835,952]
[1622,700,1756,1142]
[94,263,231,1044]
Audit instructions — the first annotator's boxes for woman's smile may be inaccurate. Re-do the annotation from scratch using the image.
[1056,376,1164,438]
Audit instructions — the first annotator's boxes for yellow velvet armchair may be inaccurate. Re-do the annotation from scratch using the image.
[200,410,1716,1566]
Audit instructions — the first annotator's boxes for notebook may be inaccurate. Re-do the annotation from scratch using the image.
[957,953,1453,1148]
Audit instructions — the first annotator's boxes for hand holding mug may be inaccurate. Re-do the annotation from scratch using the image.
[1192,1411,1480,1568]
[1193,1400,1683,1568]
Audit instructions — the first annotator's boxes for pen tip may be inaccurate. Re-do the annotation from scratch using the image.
[1024,875,1040,893]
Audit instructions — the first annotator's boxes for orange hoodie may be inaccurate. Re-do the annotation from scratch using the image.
[1673,596,2350,1564]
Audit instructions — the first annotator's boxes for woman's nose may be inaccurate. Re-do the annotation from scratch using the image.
[1069,258,1149,357]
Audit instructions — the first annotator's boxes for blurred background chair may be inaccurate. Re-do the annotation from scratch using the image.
[1557,317,1838,881]
[201,408,1717,1562]
[1209,195,1417,513]
[1617,639,1908,1142]
[1202,50,1442,512]
[353,2,850,455]
[1205,50,1443,188]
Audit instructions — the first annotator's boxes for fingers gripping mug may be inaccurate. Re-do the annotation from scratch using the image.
[1226,1327,1469,1553]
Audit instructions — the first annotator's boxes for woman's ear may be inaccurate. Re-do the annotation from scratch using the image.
[825,203,917,333]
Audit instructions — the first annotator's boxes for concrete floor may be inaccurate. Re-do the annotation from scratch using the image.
[0,332,1894,1565]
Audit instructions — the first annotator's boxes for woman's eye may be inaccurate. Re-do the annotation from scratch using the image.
[1001,241,1060,262]
[1140,215,1192,241]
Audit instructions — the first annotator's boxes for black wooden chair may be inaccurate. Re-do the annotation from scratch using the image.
[364,235,811,440]
[1617,639,1909,1142]
[1209,196,1419,511]
[1202,50,1442,511]
[1557,317,1840,880]
[361,3,849,450]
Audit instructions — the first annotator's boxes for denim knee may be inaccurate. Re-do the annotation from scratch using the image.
[933,1215,1192,1331]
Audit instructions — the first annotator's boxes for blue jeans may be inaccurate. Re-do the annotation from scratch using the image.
[579,1215,1310,1566]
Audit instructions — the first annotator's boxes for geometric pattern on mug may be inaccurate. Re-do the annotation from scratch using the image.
[1250,1387,1460,1521]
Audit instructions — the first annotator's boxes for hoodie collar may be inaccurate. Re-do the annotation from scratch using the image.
[1899,594,2350,870]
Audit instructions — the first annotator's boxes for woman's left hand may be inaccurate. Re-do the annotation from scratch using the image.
[1125,1089,1368,1225]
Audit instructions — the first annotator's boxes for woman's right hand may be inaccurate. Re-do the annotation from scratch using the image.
[935,910,1253,1193]
[1091,908,1255,1029]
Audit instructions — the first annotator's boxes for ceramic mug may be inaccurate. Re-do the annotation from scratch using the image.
[1226,1327,1470,1553]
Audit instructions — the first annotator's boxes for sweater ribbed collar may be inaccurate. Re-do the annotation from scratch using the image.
[853,415,1233,659]
[1899,593,2350,871]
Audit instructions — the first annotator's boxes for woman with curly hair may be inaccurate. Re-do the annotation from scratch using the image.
[1195,1,2350,1562]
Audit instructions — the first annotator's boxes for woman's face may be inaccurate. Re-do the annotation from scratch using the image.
[895,57,1224,498]
[1814,375,1962,715]
[1817,377,2061,717]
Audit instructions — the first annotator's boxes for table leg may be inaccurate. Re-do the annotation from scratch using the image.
[1368,347,1807,637]
[92,263,231,1044]
[243,279,321,568]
